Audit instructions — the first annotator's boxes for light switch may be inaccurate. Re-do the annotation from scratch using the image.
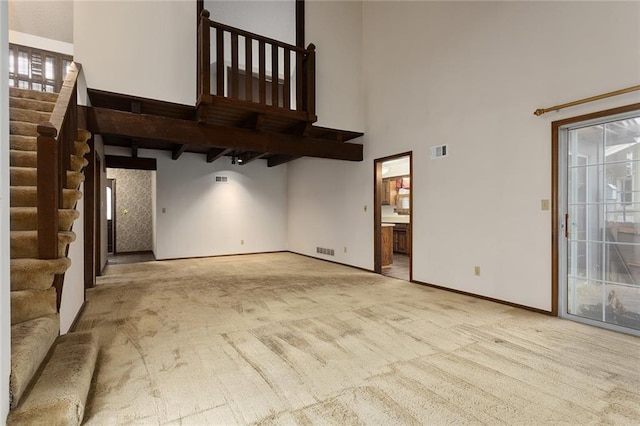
[541,199,550,211]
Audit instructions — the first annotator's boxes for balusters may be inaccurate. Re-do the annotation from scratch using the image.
[283,48,291,109]
[259,40,266,105]
[198,13,316,114]
[216,28,224,96]
[230,33,239,99]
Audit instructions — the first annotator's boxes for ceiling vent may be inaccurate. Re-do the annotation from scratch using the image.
[430,144,448,159]
[214,175,229,184]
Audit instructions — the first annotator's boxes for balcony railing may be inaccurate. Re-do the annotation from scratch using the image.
[197,9,316,121]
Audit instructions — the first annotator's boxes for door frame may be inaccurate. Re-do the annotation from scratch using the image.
[552,102,640,318]
[373,151,413,279]
[106,178,116,255]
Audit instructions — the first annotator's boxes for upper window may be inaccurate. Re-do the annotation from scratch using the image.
[8,43,72,93]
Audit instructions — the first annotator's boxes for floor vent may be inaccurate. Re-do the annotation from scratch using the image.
[316,247,335,256]
[430,144,448,159]
[214,175,229,183]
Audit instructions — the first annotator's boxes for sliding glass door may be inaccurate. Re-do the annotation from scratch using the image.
[559,112,640,335]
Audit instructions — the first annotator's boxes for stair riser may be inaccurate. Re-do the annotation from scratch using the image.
[10,168,85,189]
[10,151,88,172]
[10,258,71,292]
[11,288,57,326]
[10,87,59,103]
[9,314,59,409]
[10,122,38,137]
[9,97,56,113]
[10,210,79,232]
[11,233,75,259]
[10,108,51,124]
[10,188,81,209]
[11,136,91,159]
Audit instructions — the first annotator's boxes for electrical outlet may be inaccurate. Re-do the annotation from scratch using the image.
[241,240,244,245]
[541,199,550,211]
[474,266,481,276]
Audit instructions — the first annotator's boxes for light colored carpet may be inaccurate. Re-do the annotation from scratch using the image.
[77,252,640,425]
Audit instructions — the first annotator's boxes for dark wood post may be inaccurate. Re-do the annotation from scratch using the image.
[198,9,211,100]
[304,43,316,120]
[37,123,60,261]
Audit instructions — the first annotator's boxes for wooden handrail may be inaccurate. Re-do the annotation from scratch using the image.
[37,61,81,309]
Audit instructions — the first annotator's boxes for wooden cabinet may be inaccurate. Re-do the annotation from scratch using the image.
[381,225,394,267]
[381,178,391,205]
[393,223,411,255]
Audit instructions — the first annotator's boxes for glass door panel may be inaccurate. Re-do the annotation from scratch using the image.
[565,115,640,332]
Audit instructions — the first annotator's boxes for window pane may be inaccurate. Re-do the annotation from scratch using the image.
[18,80,29,89]
[9,79,15,87]
[45,85,54,93]
[18,51,29,76]
[62,59,71,77]
[9,51,14,73]
[45,56,55,80]
[32,82,42,91]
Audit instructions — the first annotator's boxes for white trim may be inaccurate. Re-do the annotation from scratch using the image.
[1,2,11,422]
[9,30,73,56]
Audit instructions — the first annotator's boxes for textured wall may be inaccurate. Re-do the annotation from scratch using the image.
[107,168,153,253]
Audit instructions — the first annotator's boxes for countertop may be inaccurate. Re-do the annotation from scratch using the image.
[382,215,410,224]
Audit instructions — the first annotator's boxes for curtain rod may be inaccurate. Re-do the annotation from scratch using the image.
[533,84,640,116]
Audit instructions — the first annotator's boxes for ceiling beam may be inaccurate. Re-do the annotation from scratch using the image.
[206,147,232,163]
[82,106,363,162]
[172,143,188,160]
[268,154,301,167]
[105,155,157,171]
[239,152,269,165]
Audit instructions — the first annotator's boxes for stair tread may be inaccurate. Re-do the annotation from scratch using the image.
[10,258,71,291]
[10,230,76,259]
[8,331,98,426]
[9,314,60,409]
[10,107,51,124]
[9,96,56,113]
[9,87,59,103]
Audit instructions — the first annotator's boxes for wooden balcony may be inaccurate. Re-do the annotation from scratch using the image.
[83,9,363,166]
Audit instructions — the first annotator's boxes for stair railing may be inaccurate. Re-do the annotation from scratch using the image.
[36,62,81,309]
[197,9,316,121]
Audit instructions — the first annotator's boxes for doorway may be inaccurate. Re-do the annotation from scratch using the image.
[374,152,412,281]
[106,178,116,254]
[554,104,640,335]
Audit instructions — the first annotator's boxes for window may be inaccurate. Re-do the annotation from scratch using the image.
[8,44,73,93]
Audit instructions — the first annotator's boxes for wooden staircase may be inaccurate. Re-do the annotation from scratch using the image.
[7,77,99,425]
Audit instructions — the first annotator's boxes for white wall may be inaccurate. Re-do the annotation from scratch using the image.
[1,3,11,421]
[137,150,288,260]
[206,0,295,45]
[287,1,367,267]
[74,1,196,105]
[8,31,73,56]
[60,183,85,334]
[8,0,73,43]
[288,1,640,312]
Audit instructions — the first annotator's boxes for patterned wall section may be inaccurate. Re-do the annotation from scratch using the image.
[106,168,153,253]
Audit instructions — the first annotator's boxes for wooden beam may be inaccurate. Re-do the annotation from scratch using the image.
[131,101,142,114]
[206,148,231,163]
[239,152,269,165]
[242,113,265,131]
[268,154,301,167]
[105,155,157,170]
[296,0,305,48]
[131,141,138,158]
[172,143,188,160]
[83,106,363,162]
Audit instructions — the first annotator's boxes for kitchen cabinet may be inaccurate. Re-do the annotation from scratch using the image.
[393,223,411,255]
[382,178,391,205]
[382,224,394,267]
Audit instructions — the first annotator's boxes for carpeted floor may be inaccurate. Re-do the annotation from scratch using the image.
[76,252,640,425]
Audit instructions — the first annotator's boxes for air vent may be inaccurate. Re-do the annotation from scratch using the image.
[214,175,229,184]
[316,247,335,256]
[430,144,448,159]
